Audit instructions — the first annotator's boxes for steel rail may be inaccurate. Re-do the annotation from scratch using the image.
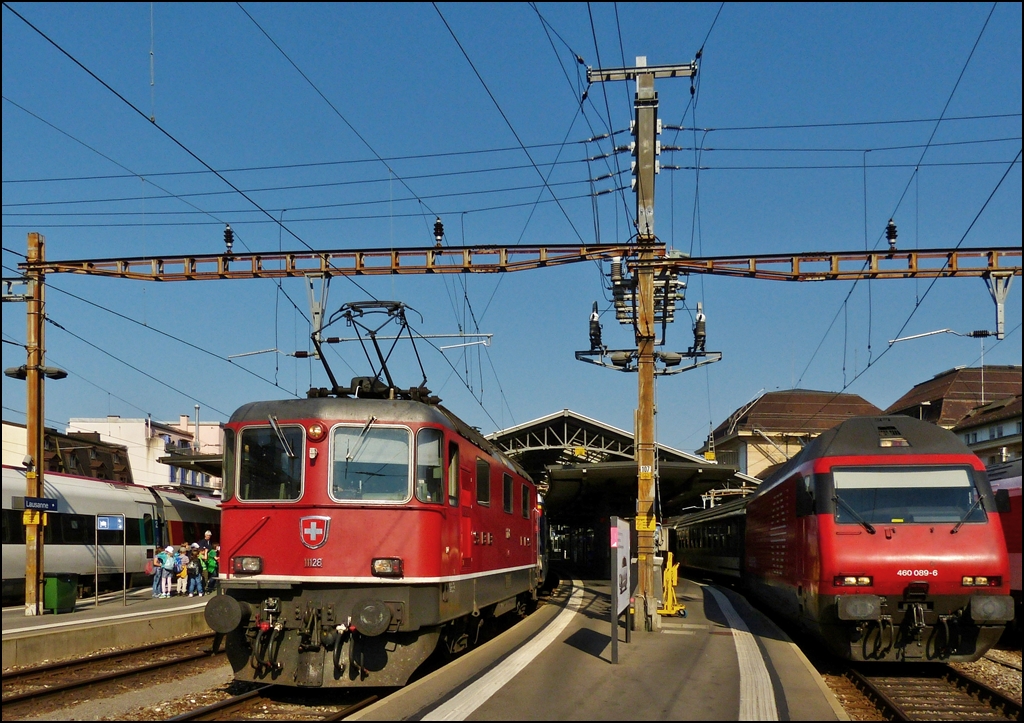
[846,664,1020,721]
[1,640,222,705]
[167,686,378,722]
[0,632,215,685]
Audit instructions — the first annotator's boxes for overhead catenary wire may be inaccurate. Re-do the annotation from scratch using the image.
[433,2,588,246]
[793,1,1003,389]
[45,282,301,397]
[790,148,1020,433]
[1,2,378,304]
[3,188,627,229]
[236,2,441,226]
[43,315,231,417]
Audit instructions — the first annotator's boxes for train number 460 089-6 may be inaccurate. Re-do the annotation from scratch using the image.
[896,569,938,577]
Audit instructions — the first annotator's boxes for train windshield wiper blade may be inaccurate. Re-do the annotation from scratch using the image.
[268,415,295,458]
[950,496,983,534]
[832,494,876,534]
[346,416,377,462]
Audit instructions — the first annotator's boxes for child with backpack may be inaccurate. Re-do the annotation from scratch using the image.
[186,545,204,597]
[157,545,175,598]
[175,546,189,596]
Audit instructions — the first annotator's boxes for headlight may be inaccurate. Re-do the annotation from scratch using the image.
[834,575,873,587]
[232,556,263,574]
[962,575,1000,586]
[371,557,404,578]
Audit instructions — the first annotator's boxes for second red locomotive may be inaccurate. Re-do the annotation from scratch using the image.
[672,415,1014,662]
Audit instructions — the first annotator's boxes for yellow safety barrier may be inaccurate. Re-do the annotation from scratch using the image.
[658,552,686,617]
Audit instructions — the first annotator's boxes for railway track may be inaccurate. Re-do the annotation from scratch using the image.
[167,685,379,721]
[1,632,222,708]
[846,663,1021,721]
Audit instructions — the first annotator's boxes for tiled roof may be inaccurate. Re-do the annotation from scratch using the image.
[952,394,1023,432]
[712,389,882,442]
[885,366,1022,427]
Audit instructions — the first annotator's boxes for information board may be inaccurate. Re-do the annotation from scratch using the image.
[610,517,631,615]
[97,515,125,531]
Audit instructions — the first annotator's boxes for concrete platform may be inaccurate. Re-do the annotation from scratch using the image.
[2,588,212,669]
[351,577,848,721]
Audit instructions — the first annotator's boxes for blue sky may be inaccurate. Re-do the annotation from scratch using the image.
[3,2,1021,453]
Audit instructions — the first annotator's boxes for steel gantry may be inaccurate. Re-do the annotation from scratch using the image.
[8,232,1021,617]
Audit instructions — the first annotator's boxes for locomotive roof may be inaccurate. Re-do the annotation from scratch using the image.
[757,415,976,494]
[229,397,532,481]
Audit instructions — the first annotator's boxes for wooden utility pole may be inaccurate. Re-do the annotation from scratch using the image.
[589,57,697,630]
[25,232,46,616]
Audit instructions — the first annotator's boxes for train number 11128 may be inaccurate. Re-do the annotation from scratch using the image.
[304,558,323,568]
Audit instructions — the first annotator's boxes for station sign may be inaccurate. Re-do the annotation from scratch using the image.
[97,515,125,531]
[24,496,58,511]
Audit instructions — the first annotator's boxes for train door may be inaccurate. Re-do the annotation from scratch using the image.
[460,448,475,567]
[132,500,157,580]
[442,440,461,575]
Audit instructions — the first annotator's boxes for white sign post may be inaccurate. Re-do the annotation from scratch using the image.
[610,516,631,664]
[97,514,126,607]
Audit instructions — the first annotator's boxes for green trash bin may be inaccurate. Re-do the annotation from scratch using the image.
[43,573,79,613]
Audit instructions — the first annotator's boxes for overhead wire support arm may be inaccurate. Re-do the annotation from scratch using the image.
[587,61,698,83]
[651,247,1021,281]
[22,244,644,281]
[18,245,1017,284]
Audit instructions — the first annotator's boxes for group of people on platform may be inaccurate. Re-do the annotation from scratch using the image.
[152,530,218,598]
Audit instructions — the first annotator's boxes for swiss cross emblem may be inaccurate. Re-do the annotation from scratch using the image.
[300,516,331,549]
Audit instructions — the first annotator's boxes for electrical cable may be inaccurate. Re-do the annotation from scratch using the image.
[793,2,1002,388]
[6,174,601,215]
[45,283,300,396]
[1,139,581,185]
[587,3,635,236]
[43,316,230,417]
[1,4,315,253]
[660,136,1022,154]
[664,111,1020,134]
[434,2,588,245]
[790,148,1020,433]
[3,188,625,229]
[236,2,441,223]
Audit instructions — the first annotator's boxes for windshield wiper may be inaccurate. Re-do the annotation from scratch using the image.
[832,494,876,534]
[268,415,295,458]
[346,415,377,462]
[950,496,983,534]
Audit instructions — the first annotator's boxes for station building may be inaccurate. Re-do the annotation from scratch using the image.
[952,394,1022,465]
[65,414,222,491]
[694,389,882,479]
[883,364,1022,428]
[487,409,752,575]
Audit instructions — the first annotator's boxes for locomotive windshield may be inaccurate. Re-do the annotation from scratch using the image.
[331,425,410,501]
[238,426,304,501]
[832,467,986,525]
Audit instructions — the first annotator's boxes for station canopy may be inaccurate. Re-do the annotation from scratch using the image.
[487,409,750,525]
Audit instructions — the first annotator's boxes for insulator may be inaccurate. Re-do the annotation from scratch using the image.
[224,224,234,253]
[610,257,623,283]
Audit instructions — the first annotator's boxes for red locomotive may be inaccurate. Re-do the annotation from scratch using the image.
[204,302,544,687]
[672,416,1014,662]
[987,459,1021,631]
